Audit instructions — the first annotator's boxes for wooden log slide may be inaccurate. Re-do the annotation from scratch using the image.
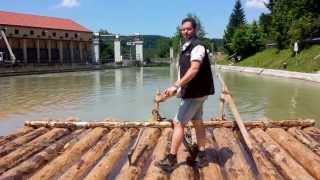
[25,119,315,129]
[84,128,138,180]
[0,128,70,175]
[115,127,161,180]
[30,127,107,180]
[267,128,320,179]
[250,128,315,180]
[0,129,84,179]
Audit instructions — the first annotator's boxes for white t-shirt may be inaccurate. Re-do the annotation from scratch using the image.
[182,41,206,63]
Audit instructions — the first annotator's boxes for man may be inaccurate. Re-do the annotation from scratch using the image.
[155,17,214,172]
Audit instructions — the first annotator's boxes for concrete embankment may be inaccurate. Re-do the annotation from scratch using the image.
[216,65,320,83]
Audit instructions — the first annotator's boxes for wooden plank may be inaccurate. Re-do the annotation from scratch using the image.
[267,128,320,179]
[0,129,84,179]
[24,119,315,129]
[288,127,320,156]
[60,128,124,180]
[0,127,48,157]
[84,129,137,180]
[144,128,172,180]
[0,126,34,146]
[0,128,70,174]
[250,128,314,180]
[30,127,107,180]
[199,129,224,180]
[115,127,161,180]
[212,127,254,180]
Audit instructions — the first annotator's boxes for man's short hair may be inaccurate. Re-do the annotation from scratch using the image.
[181,17,197,29]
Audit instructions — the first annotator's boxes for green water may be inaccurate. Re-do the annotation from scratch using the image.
[0,66,319,135]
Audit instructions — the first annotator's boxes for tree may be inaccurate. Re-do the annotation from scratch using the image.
[223,0,246,54]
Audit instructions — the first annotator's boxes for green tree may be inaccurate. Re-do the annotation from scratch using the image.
[223,0,246,54]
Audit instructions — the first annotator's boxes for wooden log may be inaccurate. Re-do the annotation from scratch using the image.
[213,127,255,180]
[0,129,84,179]
[144,128,172,180]
[198,129,224,180]
[288,127,320,156]
[30,127,107,180]
[0,126,34,146]
[84,129,138,180]
[170,143,195,180]
[0,127,48,157]
[115,127,161,180]
[24,119,315,129]
[250,128,314,180]
[60,128,124,180]
[303,127,320,142]
[0,128,69,174]
[267,128,320,179]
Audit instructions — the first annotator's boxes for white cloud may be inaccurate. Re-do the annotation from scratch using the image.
[59,0,80,8]
[245,0,268,9]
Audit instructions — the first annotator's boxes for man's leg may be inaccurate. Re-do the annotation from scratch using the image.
[191,120,206,151]
[170,122,185,154]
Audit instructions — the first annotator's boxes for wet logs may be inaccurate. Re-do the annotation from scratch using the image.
[115,127,161,180]
[288,127,320,156]
[267,128,320,179]
[250,128,314,180]
[0,129,84,179]
[198,129,224,180]
[0,126,34,146]
[213,127,255,180]
[59,128,125,180]
[30,127,107,180]
[84,129,138,180]
[303,127,320,142]
[144,128,172,180]
[0,128,70,174]
[0,127,48,157]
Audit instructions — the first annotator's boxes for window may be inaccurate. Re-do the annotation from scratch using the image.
[75,33,78,38]
[65,33,69,38]
[14,29,19,35]
[42,31,46,36]
[52,32,56,37]
[30,30,34,35]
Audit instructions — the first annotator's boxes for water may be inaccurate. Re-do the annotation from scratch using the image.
[0,66,319,135]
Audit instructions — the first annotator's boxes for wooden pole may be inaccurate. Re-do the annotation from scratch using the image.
[0,129,84,179]
[60,128,124,180]
[0,128,70,174]
[84,129,138,180]
[288,127,320,156]
[250,128,314,179]
[144,128,172,180]
[0,127,48,157]
[30,127,107,180]
[213,127,255,180]
[267,128,320,179]
[24,119,315,129]
[0,126,34,146]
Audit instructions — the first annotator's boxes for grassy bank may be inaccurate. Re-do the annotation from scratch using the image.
[218,45,320,73]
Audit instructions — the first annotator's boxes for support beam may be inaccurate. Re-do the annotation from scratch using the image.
[59,40,63,63]
[79,42,83,62]
[0,30,16,63]
[70,41,74,63]
[114,36,121,63]
[47,39,51,63]
[36,39,40,63]
[22,39,27,64]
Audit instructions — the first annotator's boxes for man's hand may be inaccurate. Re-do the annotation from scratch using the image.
[164,85,178,97]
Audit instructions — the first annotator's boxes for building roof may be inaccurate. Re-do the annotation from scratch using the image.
[0,11,91,32]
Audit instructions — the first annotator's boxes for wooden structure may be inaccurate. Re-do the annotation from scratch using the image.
[0,74,319,179]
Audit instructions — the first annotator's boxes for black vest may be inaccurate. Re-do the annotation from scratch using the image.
[179,38,215,99]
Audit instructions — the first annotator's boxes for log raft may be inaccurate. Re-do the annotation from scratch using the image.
[0,118,318,180]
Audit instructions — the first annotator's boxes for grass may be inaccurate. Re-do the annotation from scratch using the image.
[218,45,320,73]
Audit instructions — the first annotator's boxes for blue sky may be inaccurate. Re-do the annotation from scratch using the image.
[0,0,268,38]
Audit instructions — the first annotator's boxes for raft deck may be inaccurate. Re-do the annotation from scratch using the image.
[0,119,319,180]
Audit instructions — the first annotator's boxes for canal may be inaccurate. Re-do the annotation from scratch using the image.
[0,66,319,135]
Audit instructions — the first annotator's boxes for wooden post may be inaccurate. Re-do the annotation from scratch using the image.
[30,127,107,180]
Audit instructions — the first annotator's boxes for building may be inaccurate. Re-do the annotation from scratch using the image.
[0,11,93,64]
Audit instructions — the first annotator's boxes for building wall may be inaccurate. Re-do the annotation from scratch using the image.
[0,25,93,64]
